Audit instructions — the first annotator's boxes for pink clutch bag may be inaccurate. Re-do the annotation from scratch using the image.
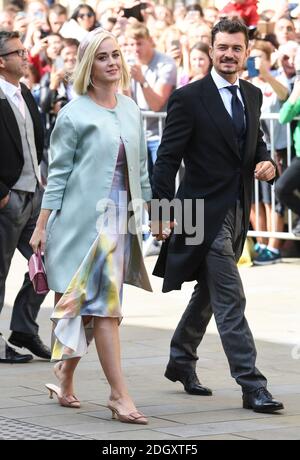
[28,249,49,295]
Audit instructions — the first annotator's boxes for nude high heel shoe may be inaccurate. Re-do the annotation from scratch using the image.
[45,383,81,409]
[107,402,148,425]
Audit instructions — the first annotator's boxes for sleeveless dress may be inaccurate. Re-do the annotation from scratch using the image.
[51,142,133,360]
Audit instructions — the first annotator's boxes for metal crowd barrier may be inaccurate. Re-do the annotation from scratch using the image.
[142,111,300,241]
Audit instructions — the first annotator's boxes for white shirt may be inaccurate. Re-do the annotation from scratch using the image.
[211,67,245,120]
[0,77,25,115]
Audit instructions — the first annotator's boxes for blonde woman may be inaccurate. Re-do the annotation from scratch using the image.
[30,28,152,425]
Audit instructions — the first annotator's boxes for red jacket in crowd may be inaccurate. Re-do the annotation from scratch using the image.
[221,0,259,27]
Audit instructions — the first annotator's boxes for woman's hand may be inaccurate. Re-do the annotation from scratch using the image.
[30,209,52,253]
[30,226,47,254]
[150,220,175,241]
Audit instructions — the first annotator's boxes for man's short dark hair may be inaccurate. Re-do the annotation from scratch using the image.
[62,38,80,49]
[0,31,20,54]
[212,19,249,48]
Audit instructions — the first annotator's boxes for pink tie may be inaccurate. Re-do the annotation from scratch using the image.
[15,87,25,118]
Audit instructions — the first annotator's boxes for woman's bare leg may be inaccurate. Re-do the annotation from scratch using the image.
[93,317,141,414]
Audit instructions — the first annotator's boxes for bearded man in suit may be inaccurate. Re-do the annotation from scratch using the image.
[151,19,284,414]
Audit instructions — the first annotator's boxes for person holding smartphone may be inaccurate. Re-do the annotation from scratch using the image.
[125,23,177,182]
[151,19,283,414]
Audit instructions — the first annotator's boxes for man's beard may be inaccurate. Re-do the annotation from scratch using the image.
[221,68,238,74]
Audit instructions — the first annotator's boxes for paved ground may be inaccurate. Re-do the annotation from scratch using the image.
[0,252,299,440]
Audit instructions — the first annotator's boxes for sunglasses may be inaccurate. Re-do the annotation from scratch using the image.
[0,49,28,58]
[78,12,94,19]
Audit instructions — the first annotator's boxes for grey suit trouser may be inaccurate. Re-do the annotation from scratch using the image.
[0,186,46,334]
[169,200,268,392]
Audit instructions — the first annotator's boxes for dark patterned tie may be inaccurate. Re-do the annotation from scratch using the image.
[226,85,245,138]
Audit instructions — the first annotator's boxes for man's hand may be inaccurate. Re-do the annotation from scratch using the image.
[150,221,175,241]
[256,57,270,80]
[130,64,144,84]
[50,69,65,91]
[0,194,10,209]
[30,36,48,58]
[255,161,276,181]
[167,45,181,61]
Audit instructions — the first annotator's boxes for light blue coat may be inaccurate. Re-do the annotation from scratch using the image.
[42,93,152,293]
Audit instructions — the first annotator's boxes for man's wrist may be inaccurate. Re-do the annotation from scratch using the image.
[269,158,277,176]
[141,79,149,89]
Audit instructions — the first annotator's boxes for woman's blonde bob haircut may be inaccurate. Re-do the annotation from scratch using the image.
[73,28,130,94]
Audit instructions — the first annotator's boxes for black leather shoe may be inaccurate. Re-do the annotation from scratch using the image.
[165,365,212,396]
[243,387,284,413]
[9,332,51,360]
[0,343,33,363]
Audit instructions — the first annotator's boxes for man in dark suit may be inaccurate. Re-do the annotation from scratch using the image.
[0,31,50,363]
[151,19,284,413]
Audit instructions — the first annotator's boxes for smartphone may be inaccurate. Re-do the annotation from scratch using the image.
[247,56,259,78]
[170,40,180,49]
[40,29,49,39]
[54,56,65,70]
[123,3,147,22]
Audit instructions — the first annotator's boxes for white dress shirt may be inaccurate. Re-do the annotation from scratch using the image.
[0,77,25,117]
[210,67,245,124]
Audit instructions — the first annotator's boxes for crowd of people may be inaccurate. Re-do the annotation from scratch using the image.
[0,1,299,249]
[1,0,300,423]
